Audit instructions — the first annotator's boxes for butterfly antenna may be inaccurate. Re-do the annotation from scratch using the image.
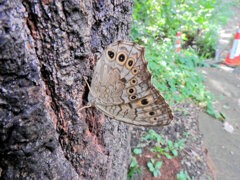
[79,105,92,111]
[83,76,93,96]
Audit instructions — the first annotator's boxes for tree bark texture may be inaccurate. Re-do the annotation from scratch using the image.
[0,0,133,179]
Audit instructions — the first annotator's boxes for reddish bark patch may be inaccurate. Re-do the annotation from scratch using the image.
[135,148,182,180]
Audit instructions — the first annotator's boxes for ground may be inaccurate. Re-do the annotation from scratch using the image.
[130,103,213,180]
[198,67,240,180]
[197,3,240,179]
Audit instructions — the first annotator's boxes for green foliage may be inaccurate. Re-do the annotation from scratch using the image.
[129,130,191,179]
[197,0,235,58]
[147,159,163,177]
[151,144,172,160]
[151,130,185,159]
[165,139,185,156]
[131,0,234,119]
[133,148,142,155]
[183,131,190,138]
[132,0,217,44]
[142,129,165,144]
[177,170,192,180]
[148,130,186,159]
[127,157,143,180]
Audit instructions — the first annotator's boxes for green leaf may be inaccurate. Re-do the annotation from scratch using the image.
[147,162,154,172]
[165,153,172,159]
[133,148,142,155]
[150,148,156,152]
[220,112,226,120]
[153,170,160,178]
[172,149,178,157]
[183,131,190,138]
[157,136,165,144]
[130,157,138,168]
[223,105,229,109]
[168,140,173,147]
[155,161,162,169]
[177,170,191,180]
[164,147,169,152]
[150,158,155,164]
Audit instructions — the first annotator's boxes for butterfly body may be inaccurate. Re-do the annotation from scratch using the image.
[88,41,173,126]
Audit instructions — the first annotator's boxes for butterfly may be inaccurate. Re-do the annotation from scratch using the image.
[85,40,173,126]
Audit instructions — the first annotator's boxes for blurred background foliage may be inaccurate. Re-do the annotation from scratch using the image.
[131,0,236,118]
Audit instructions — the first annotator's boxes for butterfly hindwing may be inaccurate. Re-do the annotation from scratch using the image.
[95,88,173,126]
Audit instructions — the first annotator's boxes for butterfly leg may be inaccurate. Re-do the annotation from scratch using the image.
[83,76,93,96]
[77,76,94,112]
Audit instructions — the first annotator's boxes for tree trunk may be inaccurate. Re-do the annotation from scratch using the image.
[0,0,133,179]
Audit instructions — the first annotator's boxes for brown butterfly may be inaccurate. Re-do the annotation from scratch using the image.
[85,40,173,126]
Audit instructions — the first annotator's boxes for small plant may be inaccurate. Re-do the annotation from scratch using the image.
[145,130,187,159]
[133,148,142,156]
[165,140,179,157]
[175,139,186,151]
[151,145,172,159]
[151,139,186,159]
[183,131,190,138]
[142,129,165,144]
[130,130,190,179]
[177,170,191,180]
[128,157,143,180]
[147,159,162,178]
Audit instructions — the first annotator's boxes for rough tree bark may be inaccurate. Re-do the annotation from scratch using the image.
[0,0,133,179]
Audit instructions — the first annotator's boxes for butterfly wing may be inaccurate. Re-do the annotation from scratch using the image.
[89,41,173,126]
[89,41,136,105]
[95,88,173,126]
